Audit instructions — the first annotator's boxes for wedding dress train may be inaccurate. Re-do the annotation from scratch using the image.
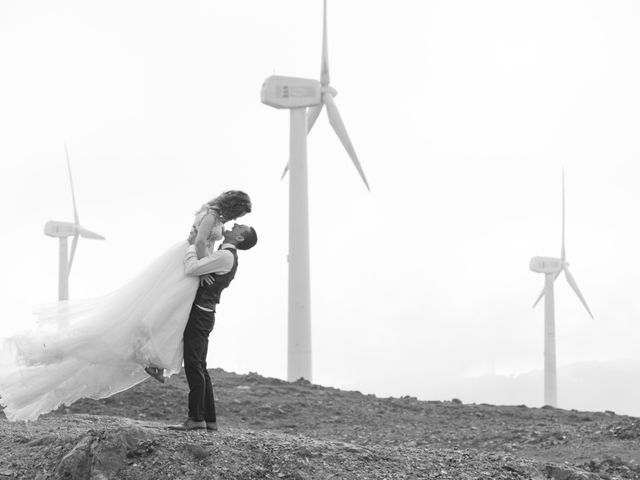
[0,242,199,421]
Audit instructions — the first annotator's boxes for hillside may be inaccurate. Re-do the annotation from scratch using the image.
[439,360,640,418]
[1,369,639,479]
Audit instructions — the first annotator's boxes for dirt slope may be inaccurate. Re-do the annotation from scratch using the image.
[1,369,639,479]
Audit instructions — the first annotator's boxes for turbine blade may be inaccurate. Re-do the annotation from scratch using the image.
[561,168,566,261]
[78,226,105,240]
[532,286,546,309]
[307,103,324,133]
[323,93,370,191]
[281,104,325,181]
[564,267,594,319]
[65,144,80,225]
[531,270,561,308]
[68,233,79,273]
[320,0,330,86]
[280,162,289,180]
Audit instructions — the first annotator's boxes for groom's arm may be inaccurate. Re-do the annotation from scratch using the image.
[183,246,233,277]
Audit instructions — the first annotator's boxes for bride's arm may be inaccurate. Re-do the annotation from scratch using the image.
[194,212,218,259]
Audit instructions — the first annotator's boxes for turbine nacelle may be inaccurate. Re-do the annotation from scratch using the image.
[44,221,77,238]
[261,76,322,109]
[529,256,564,274]
[44,221,105,240]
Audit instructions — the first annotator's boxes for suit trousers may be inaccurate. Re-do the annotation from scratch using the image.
[183,303,216,422]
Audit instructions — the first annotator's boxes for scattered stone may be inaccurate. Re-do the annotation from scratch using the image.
[608,421,640,440]
[1,369,638,480]
[184,443,208,461]
[543,464,599,480]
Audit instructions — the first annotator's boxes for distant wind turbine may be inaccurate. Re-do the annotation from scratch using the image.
[261,0,369,382]
[44,146,105,301]
[529,171,593,407]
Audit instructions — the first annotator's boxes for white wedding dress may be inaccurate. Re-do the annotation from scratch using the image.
[0,208,222,422]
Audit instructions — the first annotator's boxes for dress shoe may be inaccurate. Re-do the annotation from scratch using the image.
[144,366,165,383]
[167,418,207,431]
[206,422,218,432]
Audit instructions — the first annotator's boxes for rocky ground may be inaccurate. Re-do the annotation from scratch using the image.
[1,369,639,479]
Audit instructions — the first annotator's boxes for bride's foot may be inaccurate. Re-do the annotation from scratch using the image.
[144,366,165,384]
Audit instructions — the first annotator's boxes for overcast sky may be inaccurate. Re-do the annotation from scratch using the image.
[1,0,640,412]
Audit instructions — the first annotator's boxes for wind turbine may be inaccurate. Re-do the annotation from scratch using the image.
[529,171,593,407]
[261,0,369,382]
[44,146,105,301]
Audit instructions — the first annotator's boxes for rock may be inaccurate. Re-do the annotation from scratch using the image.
[54,427,149,480]
[543,464,598,480]
[55,434,96,479]
[90,437,127,479]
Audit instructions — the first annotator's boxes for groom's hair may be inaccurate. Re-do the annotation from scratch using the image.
[237,226,258,250]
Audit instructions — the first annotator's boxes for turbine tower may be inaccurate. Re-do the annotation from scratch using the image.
[44,146,105,301]
[529,171,593,407]
[261,0,369,382]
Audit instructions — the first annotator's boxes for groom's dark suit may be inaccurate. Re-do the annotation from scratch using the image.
[183,245,238,423]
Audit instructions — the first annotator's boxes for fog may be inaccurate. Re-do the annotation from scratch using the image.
[1,0,640,417]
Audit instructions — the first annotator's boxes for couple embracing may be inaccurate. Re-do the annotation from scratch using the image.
[0,190,257,431]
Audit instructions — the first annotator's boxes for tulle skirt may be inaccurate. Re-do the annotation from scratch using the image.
[0,242,198,422]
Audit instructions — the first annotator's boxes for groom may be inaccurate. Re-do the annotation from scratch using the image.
[168,223,258,432]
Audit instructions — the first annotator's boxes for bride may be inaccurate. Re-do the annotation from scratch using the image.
[0,190,252,422]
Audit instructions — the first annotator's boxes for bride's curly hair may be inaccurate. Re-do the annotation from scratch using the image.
[207,190,252,222]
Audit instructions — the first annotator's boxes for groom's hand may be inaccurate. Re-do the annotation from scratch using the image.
[200,274,215,287]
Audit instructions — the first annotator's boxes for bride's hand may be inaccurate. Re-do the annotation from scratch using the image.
[187,228,197,245]
[200,274,215,287]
